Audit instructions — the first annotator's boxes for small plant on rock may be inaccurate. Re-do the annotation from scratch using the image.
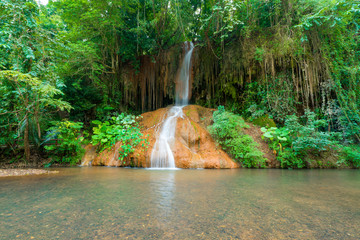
[91,113,146,161]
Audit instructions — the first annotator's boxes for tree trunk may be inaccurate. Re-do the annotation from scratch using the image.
[35,101,41,140]
[24,112,30,162]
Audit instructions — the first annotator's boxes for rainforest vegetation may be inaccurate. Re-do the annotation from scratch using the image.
[0,0,359,168]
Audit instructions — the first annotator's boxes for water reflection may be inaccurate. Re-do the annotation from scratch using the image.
[1,168,359,239]
[148,170,177,224]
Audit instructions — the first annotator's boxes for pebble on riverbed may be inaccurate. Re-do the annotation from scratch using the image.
[0,169,59,177]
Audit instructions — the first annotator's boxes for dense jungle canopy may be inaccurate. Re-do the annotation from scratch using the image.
[0,0,359,166]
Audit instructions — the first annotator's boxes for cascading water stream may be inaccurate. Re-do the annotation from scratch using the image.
[176,42,194,106]
[150,42,194,168]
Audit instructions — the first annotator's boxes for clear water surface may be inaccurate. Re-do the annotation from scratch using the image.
[1,168,359,239]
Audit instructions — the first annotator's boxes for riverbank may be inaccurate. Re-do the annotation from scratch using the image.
[0,154,70,169]
[0,168,59,177]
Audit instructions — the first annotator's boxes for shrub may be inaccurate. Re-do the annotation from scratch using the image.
[261,126,301,168]
[262,110,338,168]
[285,111,338,155]
[246,103,266,121]
[265,75,298,123]
[91,113,146,161]
[209,106,265,168]
[277,149,305,169]
[338,145,360,168]
[44,121,85,165]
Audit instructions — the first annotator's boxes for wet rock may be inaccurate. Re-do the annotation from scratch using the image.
[81,145,97,166]
[83,105,239,169]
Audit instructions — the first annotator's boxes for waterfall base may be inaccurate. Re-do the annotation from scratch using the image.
[81,105,239,169]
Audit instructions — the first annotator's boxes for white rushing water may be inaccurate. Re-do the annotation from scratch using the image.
[176,42,194,106]
[150,42,194,168]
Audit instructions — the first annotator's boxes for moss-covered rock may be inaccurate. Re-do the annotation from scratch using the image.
[251,115,276,128]
[304,149,340,169]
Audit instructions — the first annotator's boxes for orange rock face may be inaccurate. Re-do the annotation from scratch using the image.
[82,105,239,169]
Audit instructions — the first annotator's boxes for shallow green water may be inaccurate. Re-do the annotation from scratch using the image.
[1,168,359,239]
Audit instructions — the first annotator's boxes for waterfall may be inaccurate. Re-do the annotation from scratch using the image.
[176,42,194,106]
[150,42,194,168]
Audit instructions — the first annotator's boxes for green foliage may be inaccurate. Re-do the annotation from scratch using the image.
[193,0,359,143]
[209,106,265,168]
[277,149,305,169]
[0,0,64,83]
[262,110,338,168]
[246,104,266,121]
[338,145,360,168]
[44,121,85,165]
[199,0,244,57]
[1,0,359,167]
[333,105,360,144]
[91,113,146,161]
[1,0,39,72]
[265,75,298,123]
[246,102,276,128]
[254,47,265,62]
[0,0,72,161]
[0,71,71,153]
[51,0,191,112]
[285,111,338,155]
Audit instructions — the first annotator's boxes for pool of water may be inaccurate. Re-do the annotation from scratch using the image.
[1,168,359,239]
